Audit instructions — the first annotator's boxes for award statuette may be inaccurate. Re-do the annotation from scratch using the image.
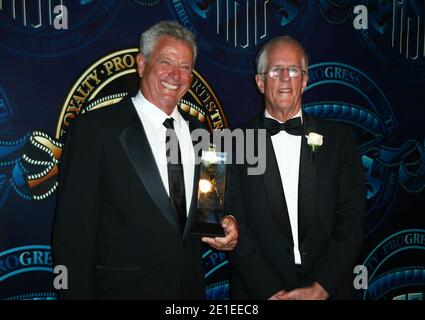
[192,150,226,237]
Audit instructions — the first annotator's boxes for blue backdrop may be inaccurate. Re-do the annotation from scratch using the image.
[0,0,424,300]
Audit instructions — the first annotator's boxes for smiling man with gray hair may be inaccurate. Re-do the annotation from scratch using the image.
[52,20,238,300]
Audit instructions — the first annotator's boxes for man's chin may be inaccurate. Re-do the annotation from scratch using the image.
[275,102,295,111]
[159,99,181,111]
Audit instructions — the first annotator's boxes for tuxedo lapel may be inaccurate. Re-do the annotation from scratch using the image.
[119,113,180,233]
[298,111,317,243]
[180,111,204,239]
[258,117,294,245]
[184,162,200,239]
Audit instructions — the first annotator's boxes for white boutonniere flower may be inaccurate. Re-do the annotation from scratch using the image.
[305,132,323,152]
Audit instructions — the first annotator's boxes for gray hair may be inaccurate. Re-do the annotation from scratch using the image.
[140,21,197,63]
[255,36,309,74]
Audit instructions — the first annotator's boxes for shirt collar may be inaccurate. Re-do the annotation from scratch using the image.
[134,90,182,130]
[264,109,303,124]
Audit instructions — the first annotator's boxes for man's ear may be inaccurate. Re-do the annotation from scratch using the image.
[186,73,193,90]
[136,53,145,78]
[302,72,308,93]
[255,74,265,94]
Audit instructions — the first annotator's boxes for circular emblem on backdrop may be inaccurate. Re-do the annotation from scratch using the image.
[57,48,227,139]
[0,0,120,57]
[167,0,317,72]
[0,245,56,300]
[355,0,425,81]
[362,229,425,300]
[304,62,399,237]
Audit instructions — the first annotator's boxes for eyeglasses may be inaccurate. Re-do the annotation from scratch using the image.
[260,65,306,79]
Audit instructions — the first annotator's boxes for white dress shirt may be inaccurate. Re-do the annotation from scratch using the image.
[132,91,195,216]
[265,109,302,264]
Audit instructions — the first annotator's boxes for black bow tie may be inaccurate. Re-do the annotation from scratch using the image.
[263,117,303,136]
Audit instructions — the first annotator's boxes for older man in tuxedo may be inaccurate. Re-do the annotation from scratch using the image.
[227,36,365,300]
[52,21,238,300]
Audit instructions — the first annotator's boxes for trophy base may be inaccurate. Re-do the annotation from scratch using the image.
[191,222,225,237]
[191,208,225,237]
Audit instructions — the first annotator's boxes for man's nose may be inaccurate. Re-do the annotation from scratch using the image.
[279,68,291,81]
[169,65,180,80]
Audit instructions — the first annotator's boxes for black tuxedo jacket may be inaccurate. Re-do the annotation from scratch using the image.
[52,97,207,299]
[226,112,365,299]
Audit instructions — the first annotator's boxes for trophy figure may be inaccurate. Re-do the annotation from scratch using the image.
[192,150,226,236]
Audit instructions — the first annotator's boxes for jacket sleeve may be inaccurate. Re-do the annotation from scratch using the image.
[51,117,101,299]
[313,127,366,297]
